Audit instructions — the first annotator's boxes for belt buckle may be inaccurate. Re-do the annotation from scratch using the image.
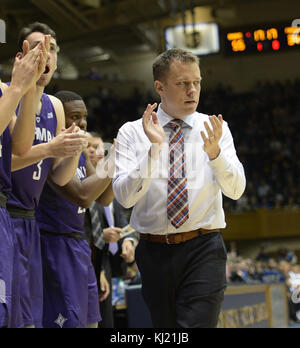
[165,234,182,244]
[165,234,171,244]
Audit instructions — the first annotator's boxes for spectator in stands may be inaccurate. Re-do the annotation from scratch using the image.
[87,66,102,80]
[259,258,285,284]
[256,246,270,262]
[277,248,298,264]
[284,263,300,323]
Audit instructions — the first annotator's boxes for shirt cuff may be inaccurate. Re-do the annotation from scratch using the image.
[124,237,137,247]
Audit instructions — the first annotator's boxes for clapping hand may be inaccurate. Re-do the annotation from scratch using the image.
[48,123,88,158]
[142,103,165,146]
[11,35,51,95]
[200,115,223,160]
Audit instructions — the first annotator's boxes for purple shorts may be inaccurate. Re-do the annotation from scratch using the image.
[40,234,101,328]
[11,217,43,328]
[0,208,14,328]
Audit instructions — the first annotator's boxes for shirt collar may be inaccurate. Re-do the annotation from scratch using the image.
[157,104,195,129]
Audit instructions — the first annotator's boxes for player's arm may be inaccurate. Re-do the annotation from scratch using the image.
[9,38,49,156]
[12,142,53,172]
[0,42,45,137]
[9,89,39,156]
[47,151,114,208]
[12,98,87,173]
[0,82,22,136]
[48,95,87,186]
[11,128,87,172]
[86,152,114,206]
[96,183,114,206]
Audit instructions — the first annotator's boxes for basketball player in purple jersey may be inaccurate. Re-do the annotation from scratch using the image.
[0,39,49,328]
[7,23,88,328]
[36,91,114,328]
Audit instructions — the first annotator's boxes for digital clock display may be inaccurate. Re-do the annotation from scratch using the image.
[224,24,300,55]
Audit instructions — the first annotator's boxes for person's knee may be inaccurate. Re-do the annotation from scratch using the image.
[176,292,224,328]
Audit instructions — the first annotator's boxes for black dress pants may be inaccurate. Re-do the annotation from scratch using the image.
[135,232,227,328]
[94,248,114,328]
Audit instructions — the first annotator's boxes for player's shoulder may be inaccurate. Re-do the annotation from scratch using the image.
[46,94,64,122]
[47,94,63,109]
[45,94,64,133]
[0,80,8,93]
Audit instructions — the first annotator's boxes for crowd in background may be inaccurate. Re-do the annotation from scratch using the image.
[226,243,298,285]
[226,243,300,322]
[200,80,300,213]
[83,86,155,142]
[54,78,300,213]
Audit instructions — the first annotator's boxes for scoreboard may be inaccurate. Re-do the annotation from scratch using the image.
[224,24,300,55]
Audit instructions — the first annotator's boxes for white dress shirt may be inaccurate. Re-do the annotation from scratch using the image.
[113,104,246,235]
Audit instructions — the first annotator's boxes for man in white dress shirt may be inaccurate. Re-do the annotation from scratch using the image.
[113,48,246,328]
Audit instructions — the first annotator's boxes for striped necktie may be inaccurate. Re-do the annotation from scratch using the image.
[167,119,189,229]
[104,205,119,255]
[90,202,105,250]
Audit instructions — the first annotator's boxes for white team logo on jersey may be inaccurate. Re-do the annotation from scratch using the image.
[47,112,54,119]
[36,116,41,124]
[54,314,68,328]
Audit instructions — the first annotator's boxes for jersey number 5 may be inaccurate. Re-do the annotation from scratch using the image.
[33,160,43,181]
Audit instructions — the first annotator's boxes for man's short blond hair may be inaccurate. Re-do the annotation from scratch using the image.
[152,48,199,82]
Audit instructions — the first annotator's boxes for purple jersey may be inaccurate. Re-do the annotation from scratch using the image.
[36,154,87,234]
[8,94,57,210]
[0,88,12,196]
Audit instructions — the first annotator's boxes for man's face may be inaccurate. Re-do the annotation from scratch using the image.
[64,99,88,131]
[87,136,104,167]
[24,31,58,87]
[155,60,201,118]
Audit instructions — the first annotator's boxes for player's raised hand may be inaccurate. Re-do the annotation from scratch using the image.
[142,103,165,146]
[21,35,51,84]
[36,35,51,81]
[48,124,89,158]
[10,41,43,95]
[61,123,78,134]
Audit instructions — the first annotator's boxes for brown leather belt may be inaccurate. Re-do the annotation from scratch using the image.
[140,229,220,245]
